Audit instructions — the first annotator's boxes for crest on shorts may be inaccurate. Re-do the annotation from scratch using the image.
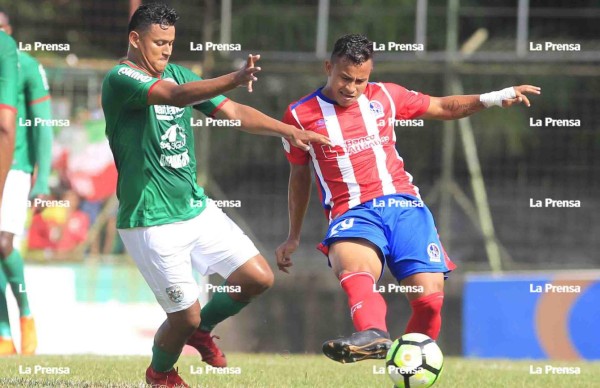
[427,243,441,262]
[369,100,385,119]
[166,285,184,303]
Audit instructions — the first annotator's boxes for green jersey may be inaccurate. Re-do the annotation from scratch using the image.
[102,61,228,229]
[0,31,18,112]
[13,51,51,173]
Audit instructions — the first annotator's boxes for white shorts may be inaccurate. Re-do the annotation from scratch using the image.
[118,201,259,313]
[0,170,31,237]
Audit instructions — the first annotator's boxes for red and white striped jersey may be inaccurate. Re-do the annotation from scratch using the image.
[282,82,430,221]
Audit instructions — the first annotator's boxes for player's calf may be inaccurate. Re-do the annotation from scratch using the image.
[405,291,444,340]
[401,272,445,340]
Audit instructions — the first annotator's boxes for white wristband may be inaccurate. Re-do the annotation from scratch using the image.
[479,87,516,108]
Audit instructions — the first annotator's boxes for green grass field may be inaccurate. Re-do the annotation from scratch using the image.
[0,354,598,387]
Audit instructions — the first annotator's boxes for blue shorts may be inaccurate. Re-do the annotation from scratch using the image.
[319,194,455,281]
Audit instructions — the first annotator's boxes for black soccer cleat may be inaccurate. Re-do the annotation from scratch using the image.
[322,328,392,364]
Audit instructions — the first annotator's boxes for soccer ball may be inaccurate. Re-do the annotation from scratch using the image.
[385,333,444,388]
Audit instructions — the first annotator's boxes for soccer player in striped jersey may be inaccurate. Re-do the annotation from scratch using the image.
[103,3,329,387]
[276,34,540,363]
[0,9,46,356]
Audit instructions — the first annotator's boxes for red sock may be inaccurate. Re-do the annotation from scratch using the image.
[340,272,387,332]
[405,292,444,340]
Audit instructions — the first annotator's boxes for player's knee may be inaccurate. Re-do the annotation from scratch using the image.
[250,269,274,295]
[177,313,201,335]
[239,269,274,298]
[0,233,13,258]
[410,292,444,317]
[168,303,201,335]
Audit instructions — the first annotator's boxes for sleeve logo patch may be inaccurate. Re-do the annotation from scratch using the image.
[118,67,153,83]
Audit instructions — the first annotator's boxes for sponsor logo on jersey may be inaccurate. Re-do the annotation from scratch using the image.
[322,135,390,159]
[427,243,441,262]
[160,124,187,150]
[160,150,190,169]
[166,285,184,303]
[117,67,153,83]
[155,105,185,121]
[369,100,385,119]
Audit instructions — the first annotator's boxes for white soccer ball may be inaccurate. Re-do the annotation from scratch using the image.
[385,333,444,388]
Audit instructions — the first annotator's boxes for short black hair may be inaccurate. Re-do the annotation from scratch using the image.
[128,2,179,33]
[331,34,374,65]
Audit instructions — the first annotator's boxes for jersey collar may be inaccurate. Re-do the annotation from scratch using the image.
[120,59,158,78]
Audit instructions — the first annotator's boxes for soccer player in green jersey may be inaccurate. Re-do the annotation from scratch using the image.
[102,3,329,387]
[0,8,52,356]
[0,23,17,231]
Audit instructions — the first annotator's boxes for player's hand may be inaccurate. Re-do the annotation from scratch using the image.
[234,54,261,92]
[288,128,332,152]
[30,194,49,214]
[502,85,541,108]
[275,238,299,274]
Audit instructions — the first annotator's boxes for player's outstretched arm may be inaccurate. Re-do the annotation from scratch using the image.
[276,163,312,274]
[214,100,331,151]
[421,85,541,120]
[148,54,262,107]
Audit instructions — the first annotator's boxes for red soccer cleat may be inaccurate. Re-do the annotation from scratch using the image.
[0,337,16,355]
[145,365,189,388]
[186,330,227,367]
[20,316,37,355]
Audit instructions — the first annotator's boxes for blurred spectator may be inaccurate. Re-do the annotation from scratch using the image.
[27,189,90,256]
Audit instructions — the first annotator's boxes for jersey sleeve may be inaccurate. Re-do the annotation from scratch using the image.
[25,59,50,105]
[282,106,310,165]
[0,34,18,111]
[384,83,430,119]
[25,58,53,196]
[106,66,161,108]
[174,64,229,117]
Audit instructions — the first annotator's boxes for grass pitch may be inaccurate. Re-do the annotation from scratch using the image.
[0,354,598,387]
